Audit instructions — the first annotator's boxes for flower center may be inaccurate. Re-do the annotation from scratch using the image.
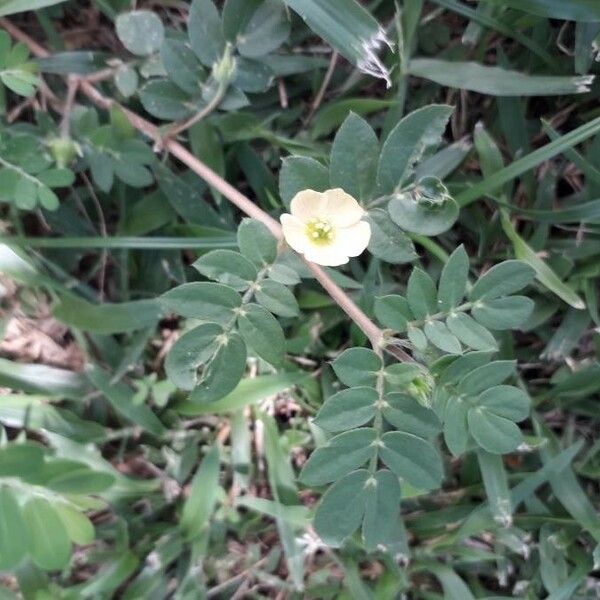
[305,218,335,246]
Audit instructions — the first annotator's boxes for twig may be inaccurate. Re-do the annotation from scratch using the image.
[59,76,79,138]
[7,97,37,123]
[277,77,288,109]
[2,18,409,359]
[304,50,338,126]
[161,82,227,142]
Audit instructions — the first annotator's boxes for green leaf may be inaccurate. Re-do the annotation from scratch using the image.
[0,443,44,476]
[362,469,402,552]
[193,250,258,291]
[77,552,139,598]
[468,408,523,454]
[300,428,377,486]
[536,420,600,543]
[222,0,262,40]
[160,38,204,95]
[14,177,36,209]
[139,79,193,121]
[377,105,453,194]
[114,163,153,188]
[480,0,600,22]
[188,0,226,66]
[283,0,391,83]
[237,218,278,266]
[0,0,68,17]
[446,313,498,351]
[330,112,378,200]
[426,564,476,600]
[457,360,515,395]
[87,150,114,191]
[36,186,59,210]
[180,446,220,539]
[46,467,115,494]
[178,372,309,415]
[234,57,274,92]
[470,260,536,301]
[476,449,512,527]
[458,115,600,208]
[383,363,427,391]
[437,350,495,386]
[443,396,469,456]
[500,212,585,309]
[407,325,428,351]
[379,431,444,490]
[0,486,28,570]
[237,303,285,366]
[383,393,441,439]
[374,294,411,331]
[407,267,437,320]
[165,323,223,390]
[0,357,88,399]
[155,164,225,228]
[366,208,417,264]
[409,59,594,95]
[477,385,530,422]
[313,469,369,546]
[438,245,469,311]
[236,0,290,58]
[53,294,163,334]
[189,331,247,403]
[279,156,329,207]
[1,70,38,97]
[54,504,95,545]
[314,387,378,432]
[267,262,301,285]
[311,98,397,138]
[160,282,242,323]
[115,11,165,56]
[23,497,71,571]
[388,177,459,236]
[424,320,462,354]
[87,366,167,437]
[331,348,382,387]
[255,279,299,317]
[114,65,138,97]
[472,295,534,330]
[509,198,600,224]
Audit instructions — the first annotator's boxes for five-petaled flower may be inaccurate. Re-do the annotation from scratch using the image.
[280,188,371,266]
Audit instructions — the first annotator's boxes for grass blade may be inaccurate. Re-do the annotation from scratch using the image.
[456,114,600,206]
[409,59,592,95]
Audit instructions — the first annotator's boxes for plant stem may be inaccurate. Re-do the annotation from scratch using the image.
[368,353,386,475]
[1,18,399,359]
[163,81,227,141]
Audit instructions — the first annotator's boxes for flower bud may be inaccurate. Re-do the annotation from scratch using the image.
[212,43,236,86]
[48,137,81,168]
[406,372,434,407]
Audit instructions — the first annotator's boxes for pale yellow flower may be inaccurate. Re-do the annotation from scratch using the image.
[280,188,371,266]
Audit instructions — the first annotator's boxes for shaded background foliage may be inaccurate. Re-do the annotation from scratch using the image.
[0,0,599,598]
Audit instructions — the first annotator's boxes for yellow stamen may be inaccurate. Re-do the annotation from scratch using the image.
[305,218,335,246]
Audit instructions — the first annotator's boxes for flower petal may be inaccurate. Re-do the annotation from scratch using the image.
[303,246,350,266]
[281,213,309,254]
[332,220,372,257]
[289,189,324,223]
[320,188,365,227]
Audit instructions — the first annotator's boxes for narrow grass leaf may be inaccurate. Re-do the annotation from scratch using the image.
[409,59,594,96]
